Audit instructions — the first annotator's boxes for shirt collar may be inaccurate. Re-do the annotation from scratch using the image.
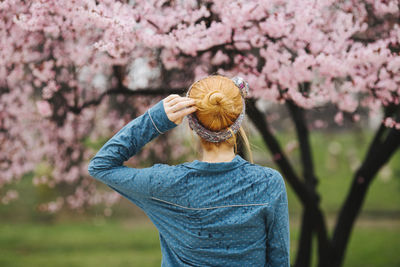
[182,154,248,172]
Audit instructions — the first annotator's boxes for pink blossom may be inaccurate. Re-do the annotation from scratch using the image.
[334,112,344,125]
[42,80,59,99]
[314,119,328,129]
[36,100,52,117]
[0,0,399,212]
[211,51,230,66]
[383,117,400,129]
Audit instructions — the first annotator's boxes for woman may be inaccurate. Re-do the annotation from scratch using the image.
[88,75,290,266]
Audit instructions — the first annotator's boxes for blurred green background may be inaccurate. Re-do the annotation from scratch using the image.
[1,130,399,267]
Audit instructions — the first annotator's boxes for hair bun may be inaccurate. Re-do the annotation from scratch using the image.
[208,91,224,105]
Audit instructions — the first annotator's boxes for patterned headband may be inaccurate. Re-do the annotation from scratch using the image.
[186,76,250,143]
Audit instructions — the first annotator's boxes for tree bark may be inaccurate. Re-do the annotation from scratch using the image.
[287,102,315,267]
[295,209,314,267]
[287,101,331,267]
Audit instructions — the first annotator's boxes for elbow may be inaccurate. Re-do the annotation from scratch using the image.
[88,157,103,179]
[87,158,97,178]
[87,156,114,183]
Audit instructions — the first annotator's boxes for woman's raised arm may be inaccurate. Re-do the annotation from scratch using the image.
[88,95,195,197]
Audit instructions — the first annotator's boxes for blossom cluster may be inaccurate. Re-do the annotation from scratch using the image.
[1,0,399,211]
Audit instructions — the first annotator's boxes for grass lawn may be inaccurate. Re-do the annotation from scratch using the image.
[343,226,400,267]
[0,220,161,267]
[1,218,399,267]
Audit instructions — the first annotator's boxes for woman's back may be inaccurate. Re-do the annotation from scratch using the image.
[111,156,289,267]
[88,75,290,266]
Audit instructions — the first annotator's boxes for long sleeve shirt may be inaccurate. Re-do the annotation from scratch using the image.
[88,99,290,267]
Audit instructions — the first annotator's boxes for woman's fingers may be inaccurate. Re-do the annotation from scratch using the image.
[169,98,195,113]
[170,106,197,124]
[178,106,197,117]
[164,94,180,104]
[163,94,197,125]
[167,96,192,107]
[165,96,194,113]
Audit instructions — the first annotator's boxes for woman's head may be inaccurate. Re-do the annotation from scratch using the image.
[187,75,252,162]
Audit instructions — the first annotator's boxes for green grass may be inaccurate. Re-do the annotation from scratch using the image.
[0,220,161,267]
[0,219,399,267]
[343,227,400,267]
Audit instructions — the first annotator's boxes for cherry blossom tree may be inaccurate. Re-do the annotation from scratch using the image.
[1,0,399,266]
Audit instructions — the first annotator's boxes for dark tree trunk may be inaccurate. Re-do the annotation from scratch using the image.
[295,209,314,267]
[288,100,334,267]
[287,101,316,267]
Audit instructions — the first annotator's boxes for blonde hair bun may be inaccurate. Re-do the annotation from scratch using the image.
[186,75,253,163]
[207,91,224,105]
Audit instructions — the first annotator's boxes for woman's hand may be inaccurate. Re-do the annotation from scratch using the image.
[163,94,197,125]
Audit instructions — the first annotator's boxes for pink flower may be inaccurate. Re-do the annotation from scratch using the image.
[334,112,344,125]
[383,117,396,128]
[211,51,230,66]
[1,0,400,213]
[36,100,52,117]
[314,119,327,129]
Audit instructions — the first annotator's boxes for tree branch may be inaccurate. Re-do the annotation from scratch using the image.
[68,86,186,114]
[288,99,315,267]
[286,101,318,187]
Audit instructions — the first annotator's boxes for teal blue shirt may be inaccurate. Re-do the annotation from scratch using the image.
[88,100,290,267]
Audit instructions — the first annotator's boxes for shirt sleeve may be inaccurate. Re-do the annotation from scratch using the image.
[87,99,178,198]
[265,169,291,267]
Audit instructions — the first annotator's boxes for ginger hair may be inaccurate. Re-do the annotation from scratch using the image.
[187,75,253,163]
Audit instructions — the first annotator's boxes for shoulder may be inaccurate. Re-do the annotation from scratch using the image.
[243,163,286,192]
[144,163,189,197]
[236,163,287,207]
[262,167,287,203]
[144,162,187,178]
[263,167,285,186]
[239,161,286,188]
[242,162,284,183]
